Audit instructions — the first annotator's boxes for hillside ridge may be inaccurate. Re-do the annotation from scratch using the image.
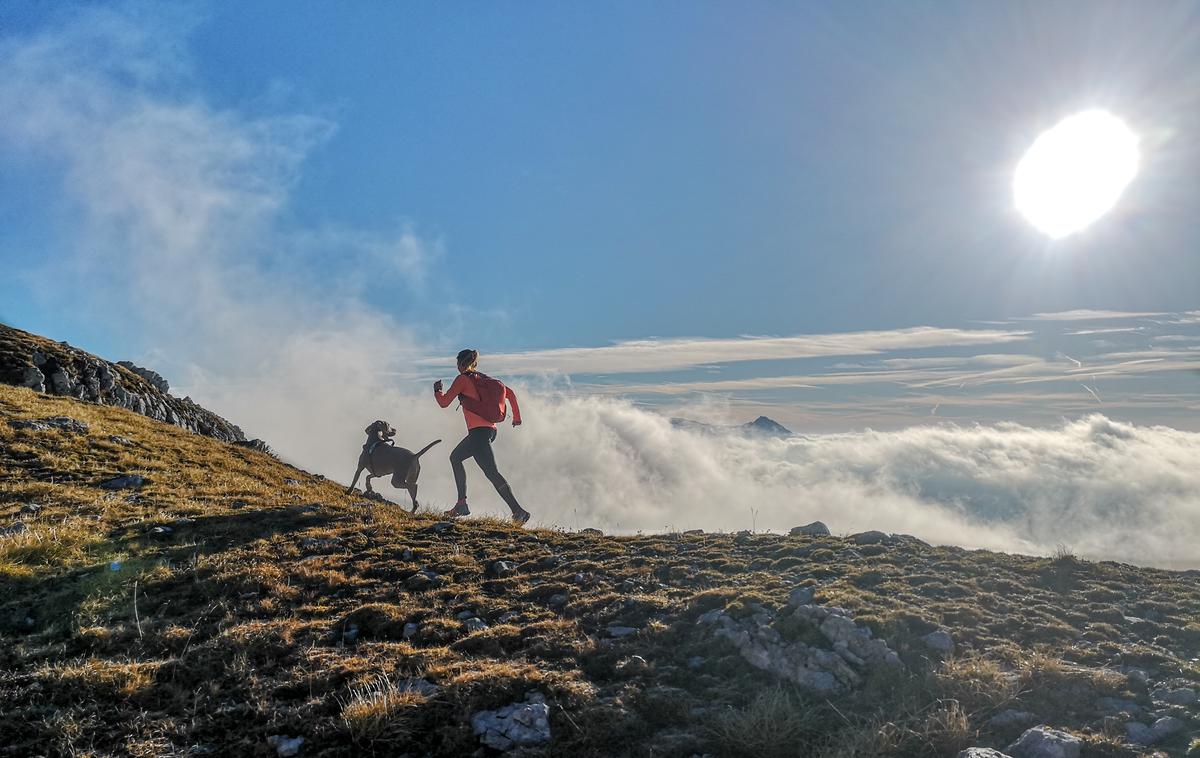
[1,384,1198,756]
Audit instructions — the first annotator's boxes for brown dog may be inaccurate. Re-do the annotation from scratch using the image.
[346,420,441,512]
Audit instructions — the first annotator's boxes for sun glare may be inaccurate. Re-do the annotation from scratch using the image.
[1013,110,1139,239]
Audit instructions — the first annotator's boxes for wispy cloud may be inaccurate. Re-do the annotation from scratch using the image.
[1022,309,1168,321]
[419,327,1032,376]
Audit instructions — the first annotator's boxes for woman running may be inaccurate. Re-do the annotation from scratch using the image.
[433,349,531,524]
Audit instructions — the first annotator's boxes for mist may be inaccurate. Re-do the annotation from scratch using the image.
[4,5,1199,570]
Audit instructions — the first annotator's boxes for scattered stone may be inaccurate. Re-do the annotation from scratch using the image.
[1125,722,1154,746]
[1095,697,1145,717]
[1150,716,1184,740]
[1123,669,1150,687]
[99,474,147,490]
[456,610,476,620]
[497,612,518,624]
[607,626,638,638]
[18,503,42,515]
[536,555,560,569]
[283,478,301,486]
[579,528,604,537]
[402,622,418,640]
[471,694,551,751]
[19,366,45,392]
[427,522,454,534]
[850,530,889,545]
[1,522,28,537]
[687,656,706,670]
[149,526,173,536]
[616,655,649,675]
[405,570,440,591]
[548,594,569,608]
[342,623,359,644]
[683,529,704,536]
[572,573,587,585]
[788,586,816,607]
[107,435,134,446]
[890,533,930,547]
[299,537,340,552]
[464,617,489,633]
[619,579,637,593]
[791,521,831,537]
[921,629,955,655]
[266,735,304,757]
[958,750,1013,758]
[489,560,517,578]
[398,677,439,697]
[1151,686,1197,705]
[1005,726,1080,758]
[400,548,415,560]
[989,710,1038,730]
[8,419,48,431]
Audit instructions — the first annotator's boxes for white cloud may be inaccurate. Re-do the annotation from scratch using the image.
[1023,309,1168,321]
[5,6,1200,571]
[418,327,1032,376]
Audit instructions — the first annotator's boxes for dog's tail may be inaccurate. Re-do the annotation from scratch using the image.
[414,439,442,458]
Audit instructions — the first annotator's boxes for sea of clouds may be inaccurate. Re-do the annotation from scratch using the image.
[4,4,1198,569]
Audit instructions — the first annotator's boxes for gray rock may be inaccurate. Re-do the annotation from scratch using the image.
[405,570,441,591]
[988,710,1037,729]
[548,594,569,608]
[19,366,45,392]
[464,617,489,633]
[1151,716,1184,739]
[342,623,359,644]
[8,419,49,431]
[48,368,74,395]
[1,522,28,537]
[266,735,304,757]
[958,750,1013,758]
[791,521,831,537]
[398,677,439,697]
[18,503,42,515]
[489,560,517,578]
[921,629,955,655]
[402,622,418,639]
[471,695,551,751]
[1125,722,1154,746]
[1095,697,1145,717]
[683,528,704,536]
[616,655,649,675]
[117,361,170,393]
[99,474,147,490]
[108,435,133,445]
[607,626,638,638]
[850,530,889,545]
[579,527,603,536]
[788,586,816,607]
[1005,726,1080,758]
[497,612,518,624]
[1151,686,1197,705]
[537,555,560,569]
[687,656,706,670]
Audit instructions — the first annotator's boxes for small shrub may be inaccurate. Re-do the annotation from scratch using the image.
[339,675,427,745]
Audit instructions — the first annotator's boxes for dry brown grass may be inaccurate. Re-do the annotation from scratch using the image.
[1,382,1198,756]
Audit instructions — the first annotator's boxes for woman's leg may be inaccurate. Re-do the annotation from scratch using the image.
[449,433,475,502]
[473,428,524,515]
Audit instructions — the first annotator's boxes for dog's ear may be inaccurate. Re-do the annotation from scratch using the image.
[365,421,380,434]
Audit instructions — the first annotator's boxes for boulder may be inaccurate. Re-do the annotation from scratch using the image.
[489,560,517,578]
[19,366,45,392]
[958,750,1013,758]
[921,629,955,655]
[471,694,551,751]
[579,528,604,537]
[850,530,889,545]
[464,617,489,633]
[98,474,147,490]
[1005,726,1080,758]
[266,735,304,757]
[1151,686,1197,705]
[607,626,638,638]
[791,521,831,537]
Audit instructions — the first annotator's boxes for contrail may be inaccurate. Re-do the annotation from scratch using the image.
[931,402,940,416]
[1082,384,1102,404]
[1060,353,1082,368]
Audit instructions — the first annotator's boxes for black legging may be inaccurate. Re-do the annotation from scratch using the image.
[450,427,523,513]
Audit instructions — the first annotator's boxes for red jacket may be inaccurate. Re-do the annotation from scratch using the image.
[435,373,522,430]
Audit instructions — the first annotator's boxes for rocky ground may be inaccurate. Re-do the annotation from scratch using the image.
[0,324,265,449]
[1,382,1198,756]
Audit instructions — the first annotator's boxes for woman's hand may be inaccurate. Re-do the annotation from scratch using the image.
[434,380,443,393]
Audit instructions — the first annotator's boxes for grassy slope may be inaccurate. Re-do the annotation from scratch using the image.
[1,384,1198,757]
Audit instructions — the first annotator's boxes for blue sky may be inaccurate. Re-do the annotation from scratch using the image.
[1,1,1198,432]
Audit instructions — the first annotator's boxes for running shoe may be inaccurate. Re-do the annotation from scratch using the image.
[512,508,531,526]
[443,503,470,517]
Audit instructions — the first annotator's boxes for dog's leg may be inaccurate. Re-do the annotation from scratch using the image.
[364,475,375,494]
[346,464,365,494]
[407,482,419,513]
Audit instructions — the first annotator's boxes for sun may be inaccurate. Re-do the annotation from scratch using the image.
[1013,110,1139,239]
